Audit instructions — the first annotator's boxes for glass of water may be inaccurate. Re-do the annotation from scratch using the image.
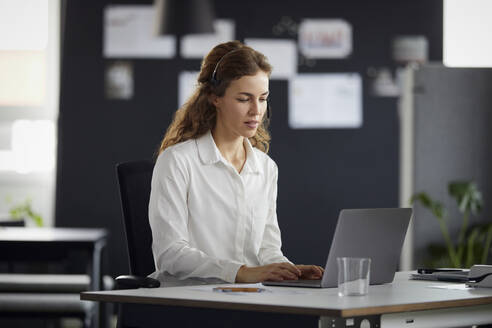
[337,257,371,296]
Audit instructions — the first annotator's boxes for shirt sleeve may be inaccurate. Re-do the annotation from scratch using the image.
[258,163,293,265]
[149,150,244,283]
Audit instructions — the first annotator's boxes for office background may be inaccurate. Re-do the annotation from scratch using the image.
[55,0,443,277]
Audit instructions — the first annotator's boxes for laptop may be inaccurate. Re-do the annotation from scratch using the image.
[263,208,412,288]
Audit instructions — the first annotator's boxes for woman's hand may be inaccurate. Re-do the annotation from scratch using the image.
[296,264,324,280]
[235,262,301,283]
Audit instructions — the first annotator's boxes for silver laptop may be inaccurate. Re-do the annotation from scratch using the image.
[263,208,412,288]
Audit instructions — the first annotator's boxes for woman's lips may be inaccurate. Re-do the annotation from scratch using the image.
[245,121,259,129]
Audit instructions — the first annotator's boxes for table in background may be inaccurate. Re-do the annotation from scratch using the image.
[0,227,108,328]
[81,272,492,328]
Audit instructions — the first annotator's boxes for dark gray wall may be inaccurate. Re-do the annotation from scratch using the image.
[56,0,443,277]
[413,65,492,265]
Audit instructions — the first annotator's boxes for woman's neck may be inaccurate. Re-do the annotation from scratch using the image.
[211,127,246,170]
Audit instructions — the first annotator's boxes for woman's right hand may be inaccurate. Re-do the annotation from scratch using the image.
[235,263,301,283]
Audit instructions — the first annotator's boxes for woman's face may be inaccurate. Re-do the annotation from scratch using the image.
[213,70,269,139]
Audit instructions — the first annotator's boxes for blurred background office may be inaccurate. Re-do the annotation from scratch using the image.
[1,0,492,325]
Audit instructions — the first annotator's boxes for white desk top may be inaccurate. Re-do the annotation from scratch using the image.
[0,227,107,242]
[81,272,492,317]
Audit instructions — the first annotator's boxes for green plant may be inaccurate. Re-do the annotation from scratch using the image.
[8,198,44,227]
[411,181,492,268]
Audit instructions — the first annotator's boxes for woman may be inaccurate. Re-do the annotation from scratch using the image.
[149,41,323,285]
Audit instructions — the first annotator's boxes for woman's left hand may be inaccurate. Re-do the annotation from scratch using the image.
[296,264,324,280]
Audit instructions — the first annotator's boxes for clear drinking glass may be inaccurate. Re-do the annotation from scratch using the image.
[337,257,371,296]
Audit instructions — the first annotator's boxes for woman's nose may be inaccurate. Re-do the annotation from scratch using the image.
[250,100,261,115]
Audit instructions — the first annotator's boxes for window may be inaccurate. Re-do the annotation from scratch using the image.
[0,0,59,226]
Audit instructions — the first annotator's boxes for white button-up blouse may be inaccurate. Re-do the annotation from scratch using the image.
[148,130,291,284]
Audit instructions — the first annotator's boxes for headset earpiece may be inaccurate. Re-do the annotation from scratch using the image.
[210,69,219,87]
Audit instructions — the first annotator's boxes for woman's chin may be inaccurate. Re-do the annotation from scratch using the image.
[242,129,257,138]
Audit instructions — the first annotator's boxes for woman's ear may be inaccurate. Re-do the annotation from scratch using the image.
[209,94,220,108]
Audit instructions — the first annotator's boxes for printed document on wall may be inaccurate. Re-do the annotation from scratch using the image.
[289,73,362,129]
[298,19,352,58]
[181,20,235,58]
[244,39,297,79]
[178,71,199,107]
[103,5,175,58]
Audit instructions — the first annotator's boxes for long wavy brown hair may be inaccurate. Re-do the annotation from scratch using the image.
[158,41,272,155]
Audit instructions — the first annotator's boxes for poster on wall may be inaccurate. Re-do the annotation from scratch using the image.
[105,61,133,100]
[103,5,175,58]
[244,38,297,79]
[178,71,199,107]
[181,20,235,58]
[288,73,362,129]
[298,19,352,58]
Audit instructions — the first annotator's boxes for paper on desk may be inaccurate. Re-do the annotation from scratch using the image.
[187,283,309,295]
[289,73,362,129]
[244,38,297,79]
[427,284,471,291]
[103,5,175,58]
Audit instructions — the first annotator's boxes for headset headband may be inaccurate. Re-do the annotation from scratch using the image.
[209,48,242,87]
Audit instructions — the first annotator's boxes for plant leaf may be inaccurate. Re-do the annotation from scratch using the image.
[466,227,480,267]
[8,198,44,227]
[449,181,483,215]
[482,224,492,264]
[411,192,446,219]
[410,193,432,208]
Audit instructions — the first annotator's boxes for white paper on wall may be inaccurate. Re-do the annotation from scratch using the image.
[178,71,200,107]
[181,20,235,58]
[289,73,362,129]
[103,5,175,58]
[244,38,297,79]
[298,19,352,58]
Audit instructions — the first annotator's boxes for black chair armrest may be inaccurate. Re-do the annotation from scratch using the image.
[115,275,160,289]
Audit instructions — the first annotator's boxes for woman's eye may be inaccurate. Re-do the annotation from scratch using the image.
[237,98,249,102]
[260,98,268,102]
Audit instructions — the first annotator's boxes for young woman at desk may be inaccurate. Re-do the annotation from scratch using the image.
[149,41,323,285]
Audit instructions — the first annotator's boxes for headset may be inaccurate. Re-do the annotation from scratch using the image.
[210,49,271,119]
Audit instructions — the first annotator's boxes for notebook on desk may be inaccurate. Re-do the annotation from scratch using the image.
[263,208,412,288]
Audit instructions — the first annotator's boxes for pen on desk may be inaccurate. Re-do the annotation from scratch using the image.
[213,287,265,293]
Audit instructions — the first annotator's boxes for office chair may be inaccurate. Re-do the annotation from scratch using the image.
[115,160,160,288]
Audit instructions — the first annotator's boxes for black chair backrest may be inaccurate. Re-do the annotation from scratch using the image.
[116,160,155,277]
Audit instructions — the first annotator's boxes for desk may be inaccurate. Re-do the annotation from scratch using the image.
[81,272,492,328]
[0,227,108,328]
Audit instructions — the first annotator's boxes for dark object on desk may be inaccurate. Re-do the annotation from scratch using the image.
[417,268,465,274]
[116,275,160,289]
[410,270,469,282]
[0,219,25,227]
